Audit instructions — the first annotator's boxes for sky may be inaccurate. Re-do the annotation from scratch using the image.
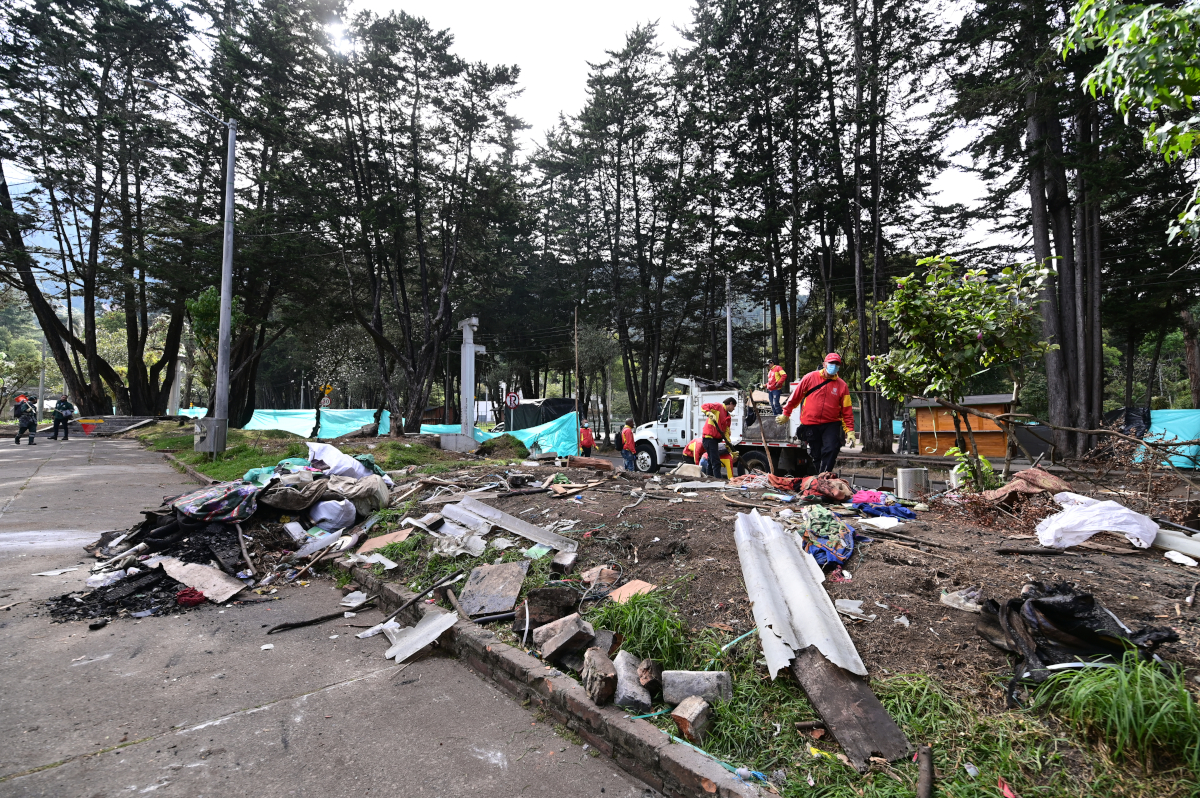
[353,0,695,151]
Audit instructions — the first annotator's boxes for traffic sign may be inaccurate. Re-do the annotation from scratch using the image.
[320,396,331,408]
[504,392,520,410]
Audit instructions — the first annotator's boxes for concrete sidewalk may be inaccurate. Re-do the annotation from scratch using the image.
[0,439,652,797]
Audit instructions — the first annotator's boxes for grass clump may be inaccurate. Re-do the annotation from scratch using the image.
[475,434,529,460]
[1035,655,1200,777]
[584,592,694,667]
[372,440,455,471]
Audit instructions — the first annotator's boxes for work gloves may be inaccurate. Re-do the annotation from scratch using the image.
[775,414,789,425]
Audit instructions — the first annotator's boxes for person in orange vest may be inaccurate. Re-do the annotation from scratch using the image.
[700,397,737,478]
[684,434,732,478]
[777,352,855,474]
[620,417,637,471]
[579,420,595,457]
[765,359,788,415]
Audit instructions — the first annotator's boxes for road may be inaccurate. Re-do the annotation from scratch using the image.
[0,438,652,798]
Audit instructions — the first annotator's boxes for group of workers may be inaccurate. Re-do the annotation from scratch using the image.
[584,350,855,478]
[10,393,75,445]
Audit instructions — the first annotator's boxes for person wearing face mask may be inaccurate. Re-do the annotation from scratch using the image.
[776,352,855,473]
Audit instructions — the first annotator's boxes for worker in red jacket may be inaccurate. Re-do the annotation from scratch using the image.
[685,435,732,478]
[777,352,855,474]
[700,397,737,479]
[765,359,788,414]
[579,420,595,456]
[620,418,637,471]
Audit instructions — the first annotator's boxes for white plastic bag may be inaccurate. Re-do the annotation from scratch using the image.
[1035,492,1157,549]
[309,498,356,530]
[306,442,372,480]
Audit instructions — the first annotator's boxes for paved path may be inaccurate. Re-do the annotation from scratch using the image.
[0,439,651,797]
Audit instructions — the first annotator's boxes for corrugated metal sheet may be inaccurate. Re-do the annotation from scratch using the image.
[734,510,867,678]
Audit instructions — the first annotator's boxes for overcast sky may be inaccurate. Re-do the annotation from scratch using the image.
[353,0,695,150]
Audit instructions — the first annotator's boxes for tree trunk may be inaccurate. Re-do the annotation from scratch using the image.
[1182,309,1200,409]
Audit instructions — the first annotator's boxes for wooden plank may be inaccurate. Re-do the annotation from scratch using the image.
[789,647,911,772]
[568,455,614,471]
[422,491,500,505]
[917,431,1008,458]
[457,560,531,617]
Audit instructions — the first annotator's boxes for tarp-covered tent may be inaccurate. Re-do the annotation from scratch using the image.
[1147,409,1200,468]
[423,411,580,457]
[503,398,578,431]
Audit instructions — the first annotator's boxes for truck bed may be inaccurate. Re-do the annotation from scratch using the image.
[741,413,795,444]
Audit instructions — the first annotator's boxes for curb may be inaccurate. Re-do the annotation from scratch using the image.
[161,452,215,486]
[342,563,760,798]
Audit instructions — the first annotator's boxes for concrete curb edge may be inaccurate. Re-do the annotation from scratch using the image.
[340,563,761,798]
[161,452,215,486]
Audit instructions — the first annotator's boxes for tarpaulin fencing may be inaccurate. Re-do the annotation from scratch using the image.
[421,411,580,457]
[1146,409,1200,468]
[245,410,318,438]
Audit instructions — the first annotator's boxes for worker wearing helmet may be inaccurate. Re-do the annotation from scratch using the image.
[776,353,854,473]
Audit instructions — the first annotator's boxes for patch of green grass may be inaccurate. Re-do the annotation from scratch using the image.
[370,441,455,471]
[476,434,529,460]
[131,422,309,480]
[1035,655,1200,777]
[584,592,695,667]
[334,569,353,589]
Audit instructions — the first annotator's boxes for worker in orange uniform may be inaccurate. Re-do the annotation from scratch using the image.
[765,359,788,415]
[776,352,855,474]
[684,435,732,478]
[620,417,637,471]
[700,397,737,479]
[579,420,595,457]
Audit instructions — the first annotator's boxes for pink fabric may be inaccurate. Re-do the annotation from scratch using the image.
[852,490,884,504]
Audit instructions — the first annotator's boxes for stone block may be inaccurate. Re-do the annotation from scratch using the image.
[540,615,595,662]
[637,658,663,697]
[550,550,578,574]
[670,695,713,744]
[582,647,618,705]
[612,650,652,713]
[662,670,732,705]
[532,611,590,646]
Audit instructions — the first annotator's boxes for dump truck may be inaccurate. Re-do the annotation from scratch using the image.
[631,377,814,475]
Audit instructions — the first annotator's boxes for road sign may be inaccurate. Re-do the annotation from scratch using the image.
[320,396,331,408]
[504,392,519,410]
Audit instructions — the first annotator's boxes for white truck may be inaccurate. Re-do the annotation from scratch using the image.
[631,377,814,475]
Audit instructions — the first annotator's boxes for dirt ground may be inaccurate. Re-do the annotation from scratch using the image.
[389,462,1200,694]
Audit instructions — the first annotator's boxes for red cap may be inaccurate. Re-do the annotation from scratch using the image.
[824,352,843,365]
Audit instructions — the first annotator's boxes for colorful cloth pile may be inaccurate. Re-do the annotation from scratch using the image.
[798,505,857,565]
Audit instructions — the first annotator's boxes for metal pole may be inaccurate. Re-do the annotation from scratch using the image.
[725,274,733,382]
[212,120,236,443]
[574,304,580,454]
[36,336,46,422]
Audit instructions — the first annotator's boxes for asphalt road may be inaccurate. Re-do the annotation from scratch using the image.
[0,438,652,798]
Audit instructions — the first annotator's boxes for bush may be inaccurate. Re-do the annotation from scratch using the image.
[476,434,529,460]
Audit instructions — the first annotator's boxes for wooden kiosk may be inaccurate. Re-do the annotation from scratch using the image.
[905,394,1014,458]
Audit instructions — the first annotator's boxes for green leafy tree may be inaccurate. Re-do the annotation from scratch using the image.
[1062,0,1200,240]
[867,256,1051,474]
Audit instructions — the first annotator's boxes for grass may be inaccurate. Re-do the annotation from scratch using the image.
[476,434,529,460]
[582,586,1196,797]
[1034,656,1200,778]
[127,421,456,481]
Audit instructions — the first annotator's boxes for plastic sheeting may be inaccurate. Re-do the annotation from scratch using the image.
[1035,492,1158,549]
[1146,409,1200,468]
[421,412,581,457]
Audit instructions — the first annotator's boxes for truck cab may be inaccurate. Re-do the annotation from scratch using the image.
[632,377,813,475]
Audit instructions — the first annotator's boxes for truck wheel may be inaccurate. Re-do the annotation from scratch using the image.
[737,450,770,475]
[635,443,659,473]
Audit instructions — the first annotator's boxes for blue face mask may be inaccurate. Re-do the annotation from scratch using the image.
[825,363,839,376]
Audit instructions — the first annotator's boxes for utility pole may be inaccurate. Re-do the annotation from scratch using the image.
[459,317,486,440]
[726,274,733,382]
[574,303,580,454]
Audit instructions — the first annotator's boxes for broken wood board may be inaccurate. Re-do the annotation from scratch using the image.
[457,560,531,617]
[156,556,245,603]
[608,579,656,603]
[551,480,607,497]
[581,566,619,586]
[789,646,911,772]
[357,528,412,555]
[423,491,499,505]
[459,495,578,553]
[568,455,614,471]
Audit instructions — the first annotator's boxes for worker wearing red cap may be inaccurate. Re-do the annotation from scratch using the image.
[777,353,854,473]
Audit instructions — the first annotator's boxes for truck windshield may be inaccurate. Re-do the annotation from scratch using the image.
[658,397,685,423]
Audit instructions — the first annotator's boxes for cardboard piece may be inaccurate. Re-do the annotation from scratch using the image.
[357,528,413,555]
[156,556,245,603]
[608,579,656,603]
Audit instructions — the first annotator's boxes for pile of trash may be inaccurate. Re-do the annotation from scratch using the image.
[49,443,396,622]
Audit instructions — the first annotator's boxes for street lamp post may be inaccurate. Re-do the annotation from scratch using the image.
[139,78,233,453]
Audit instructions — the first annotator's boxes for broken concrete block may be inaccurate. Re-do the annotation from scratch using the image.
[559,650,585,672]
[662,670,732,705]
[582,647,618,705]
[637,658,663,697]
[592,629,623,658]
[532,611,589,646]
[539,615,595,662]
[670,695,713,744]
[550,550,578,575]
[613,650,652,713]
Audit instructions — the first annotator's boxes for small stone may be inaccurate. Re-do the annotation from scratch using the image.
[592,629,623,658]
[637,658,663,697]
[582,647,617,705]
[670,695,713,744]
[550,550,578,575]
[662,670,732,705]
[613,650,652,713]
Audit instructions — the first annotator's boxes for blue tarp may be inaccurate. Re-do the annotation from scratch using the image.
[173,407,580,454]
[1147,409,1200,468]
[893,420,903,436]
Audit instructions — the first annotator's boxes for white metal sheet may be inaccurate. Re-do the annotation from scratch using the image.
[734,510,867,678]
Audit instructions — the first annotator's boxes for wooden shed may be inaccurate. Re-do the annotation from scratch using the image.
[905,394,1013,458]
